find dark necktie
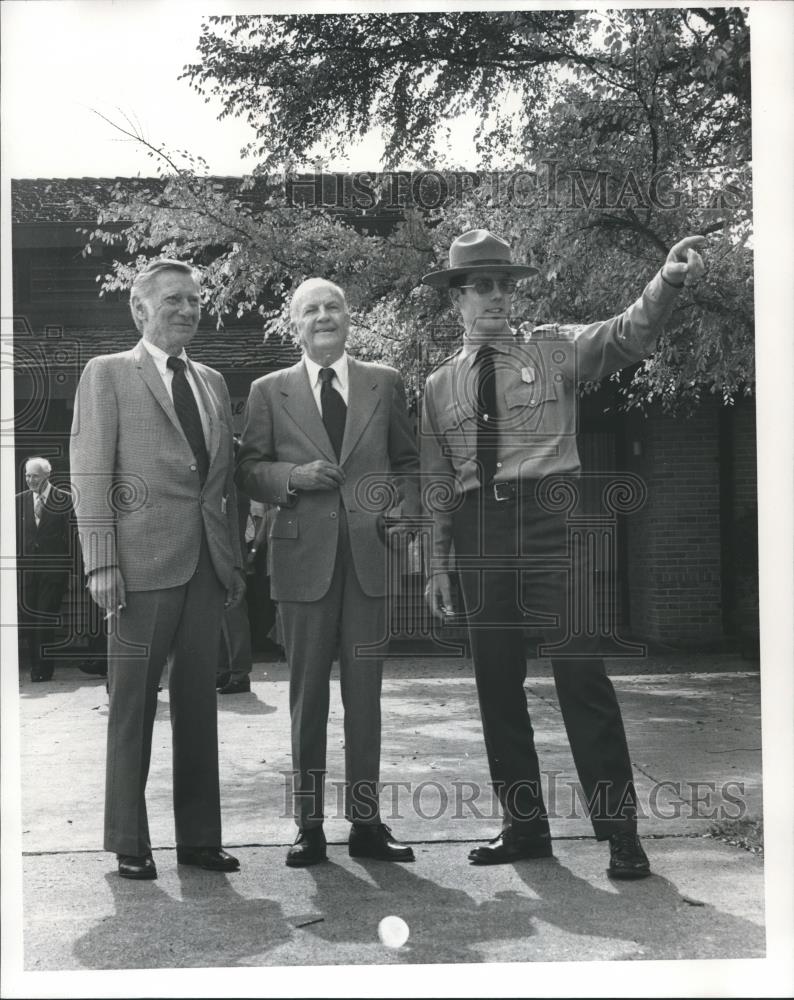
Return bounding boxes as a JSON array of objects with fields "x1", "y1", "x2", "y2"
[
  {"x1": 167, "y1": 355, "x2": 210, "y2": 484},
  {"x1": 319, "y1": 367, "x2": 346, "y2": 460},
  {"x1": 475, "y1": 345, "x2": 499, "y2": 489}
]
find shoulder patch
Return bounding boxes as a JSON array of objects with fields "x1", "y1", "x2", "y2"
[{"x1": 528, "y1": 323, "x2": 579, "y2": 341}]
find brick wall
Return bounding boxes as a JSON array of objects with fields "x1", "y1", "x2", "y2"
[
  {"x1": 730, "y1": 401, "x2": 759, "y2": 650},
  {"x1": 623, "y1": 403, "x2": 724, "y2": 645},
  {"x1": 732, "y1": 401, "x2": 758, "y2": 516}
]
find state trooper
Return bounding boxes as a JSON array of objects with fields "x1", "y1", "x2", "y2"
[{"x1": 420, "y1": 228, "x2": 705, "y2": 877}]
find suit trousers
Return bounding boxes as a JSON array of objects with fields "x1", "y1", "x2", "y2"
[
  {"x1": 452, "y1": 487, "x2": 637, "y2": 840},
  {"x1": 17, "y1": 568, "x2": 69, "y2": 672},
  {"x1": 104, "y1": 532, "x2": 226, "y2": 856},
  {"x1": 278, "y1": 510, "x2": 384, "y2": 829},
  {"x1": 217, "y1": 599, "x2": 253, "y2": 682}
]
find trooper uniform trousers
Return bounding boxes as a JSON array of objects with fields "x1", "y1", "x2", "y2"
[
  {"x1": 452, "y1": 484, "x2": 637, "y2": 841},
  {"x1": 104, "y1": 533, "x2": 226, "y2": 856},
  {"x1": 278, "y1": 509, "x2": 384, "y2": 830}
]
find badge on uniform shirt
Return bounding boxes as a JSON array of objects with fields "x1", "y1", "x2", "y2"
[{"x1": 521, "y1": 366, "x2": 536, "y2": 384}]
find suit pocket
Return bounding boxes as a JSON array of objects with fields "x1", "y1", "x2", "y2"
[{"x1": 270, "y1": 513, "x2": 298, "y2": 539}]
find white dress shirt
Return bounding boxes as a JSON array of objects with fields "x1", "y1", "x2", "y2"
[
  {"x1": 142, "y1": 339, "x2": 210, "y2": 445},
  {"x1": 303, "y1": 352, "x2": 350, "y2": 412}
]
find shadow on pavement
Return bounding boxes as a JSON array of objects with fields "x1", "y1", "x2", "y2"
[
  {"x1": 293, "y1": 854, "x2": 766, "y2": 964},
  {"x1": 216, "y1": 693, "x2": 278, "y2": 716},
  {"x1": 510, "y1": 860, "x2": 766, "y2": 961},
  {"x1": 71, "y1": 870, "x2": 289, "y2": 970}
]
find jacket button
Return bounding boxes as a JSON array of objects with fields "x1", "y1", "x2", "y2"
[
  {"x1": 190, "y1": 464, "x2": 197, "y2": 471},
  {"x1": 330, "y1": 512, "x2": 337, "y2": 519}
]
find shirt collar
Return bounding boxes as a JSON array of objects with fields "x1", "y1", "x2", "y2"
[
  {"x1": 459, "y1": 337, "x2": 516, "y2": 368},
  {"x1": 142, "y1": 338, "x2": 188, "y2": 375},
  {"x1": 33, "y1": 482, "x2": 51, "y2": 501},
  {"x1": 304, "y1": 351, "x2": 349, "y2": 391}
]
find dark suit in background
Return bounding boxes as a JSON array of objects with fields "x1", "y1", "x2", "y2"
[{"x1": 16, "y1": 484, "x2": 74, "y2": 682}]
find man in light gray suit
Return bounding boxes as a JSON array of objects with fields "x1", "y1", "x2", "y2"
[
  {"x1": 237, "y1": 278, "x2": 420, "y2": 867},
  {"x1": 70, "y1": 259, "x2": 245, "y2": 881}
]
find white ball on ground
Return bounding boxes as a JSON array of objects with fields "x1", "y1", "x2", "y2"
[{"x1": 378, "y1": 915, "x2": 410, "y2": 948}]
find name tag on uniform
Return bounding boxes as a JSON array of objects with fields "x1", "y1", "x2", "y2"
[{"x1": 521, "y1": 366, "x2": 536, "y2": 384}]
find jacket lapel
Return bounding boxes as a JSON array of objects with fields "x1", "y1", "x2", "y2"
[
  {"x1": 133, "y1": 340, "x2": 184, "y2": 438},
  {"x1": 187, "y1": 359, "x2": 221, "y2": 465},
  {"x1": 25, "y1": 491, "x2": 37, "y2": 542},
  {"x1": 340, "y1": 359, "x2": 380, "y2": 465},
  {"x1": 281, "y1": 361, "x2": 337, "y2": 462}
]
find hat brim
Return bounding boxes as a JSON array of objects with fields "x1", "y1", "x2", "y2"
[{"x1": 422, "y1": 262, "x2": 538, "y2": 288}]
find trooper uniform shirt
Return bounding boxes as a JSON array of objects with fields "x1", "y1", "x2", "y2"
[{"x1": 421, "y1": 270, "x2": 681, "y2": 571}]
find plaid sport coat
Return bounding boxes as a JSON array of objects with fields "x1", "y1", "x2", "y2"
[{"x1": 70, "y1": 339, "x2": 242, "y2": 591}]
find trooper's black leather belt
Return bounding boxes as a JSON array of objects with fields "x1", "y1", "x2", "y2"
[{"x1": 484, "y1": 480, "x2": 521, "y2": 502}]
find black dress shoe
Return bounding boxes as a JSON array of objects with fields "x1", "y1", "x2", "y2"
[
  {"x1": 468, "y1": 829, "x2": 553, "y2": 865},
  {"x1": 348, "y1": 823, "x2": 414, "y2": 862},
  {"x1": 176, "y1": 846, "x2": 240, "y2": 872},
  {"x1": 215, "y1": 671, "x2": 231, "y2": 689},
  {"x1": 607, "y1": 832, "x2": 651, "y2": 879},
  {"x1": 117, "y1": 853, "x2": 157, "y2": 880},
  {"x1": 30, "y1": 666, "x2": 54, "y2": 682},
  {"x1": 218, "y1": 676, "x2": 251, "y2": 695},
  {"x1": 286, "y1": 828, "x2": 327, "y2": 867}
]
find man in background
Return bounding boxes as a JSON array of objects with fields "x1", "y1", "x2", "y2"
[{"x1": 15, "y1": 456, "x2": 74, "y2": 682}]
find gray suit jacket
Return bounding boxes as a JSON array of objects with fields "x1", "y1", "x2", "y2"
[
  {"x1": 70, "y1": 340, "x2": 242, "y2": 591},
  {"x1": 236, "y1": 357, "x2": 420, "y2": 602}
]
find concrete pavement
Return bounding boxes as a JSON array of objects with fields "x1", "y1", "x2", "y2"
[{"x1": 3, "y1": 649, "x2": 778, "y2": 992}]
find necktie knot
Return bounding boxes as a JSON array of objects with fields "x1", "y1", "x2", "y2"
[
  {"x1": 167, "y1": 355, "x2": 186, "y2": 373},
  {"x1": 319, "y1": 367, "x2": 335, "y2": 385}
]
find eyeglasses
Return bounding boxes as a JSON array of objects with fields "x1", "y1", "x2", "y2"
[{"x1": 459, "y1": 278, "x2": 518, "y2": 295}]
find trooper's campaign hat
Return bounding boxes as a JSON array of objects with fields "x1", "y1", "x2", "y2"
[{"x1": 422, "y1": 229, "x2": 537, "y2": 288}]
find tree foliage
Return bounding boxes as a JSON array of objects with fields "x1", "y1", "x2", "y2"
[
  {"x1": 182, "y1": 9, "x2": 749, "y2": 173},
  {"x1": 82, "y1": 8, "x2": 753, "y2": 412}
]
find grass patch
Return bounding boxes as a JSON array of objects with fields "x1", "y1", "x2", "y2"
[{"x1": 707, "y1": 816, "x2": 763, "y2": 854}]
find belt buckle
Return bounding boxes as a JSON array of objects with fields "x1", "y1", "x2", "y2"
[{"x1": 493, "y1": 481, "x2": 512, "y2": 502}]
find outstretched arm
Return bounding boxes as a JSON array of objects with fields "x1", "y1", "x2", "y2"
[{"x1": 572, "y1": 234, "x2": 708, "y2": 381}]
